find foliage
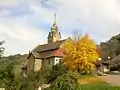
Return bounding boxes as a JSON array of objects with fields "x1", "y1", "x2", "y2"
[
  {"x1": 0, "y1": 54, "x2": 28, "y2": 90},
  {"x1": 0, "y1": 54, "x2": 28, "y2": 67},
  {"x1": 0, "y1": 53, "x2": 50, "y2": 90},
  {"x1": 0, "y1": 63, "x2": 14, "y2": 89},
  {"x1": 26, "y1": 66, "x2": 51, "y2": 90},
  {"x1": 13, "y1": 65, "x2": 21, "y2": 90},
  {"x1": 62, "y1": 34, "x2": 99, "y2": 74},
  {"x1": 0, "y1": 62, "x2": 21, "y2": 90},
  {"x1": 45, "y1": 62, "x2": 67, "y2": 83},
  {"x1": 100, "y1": 34, "x2": 120, "y2": 70},
  {"x1": 100, "y1": 34, "x2": 120, "y2": 60},
  {"x1": 46, "y1": 74, "x2": 120, "y2": 90},
  {"x1": 20, "y1": 77, "x2": 28, "y2": 90},
  {"x1": 0, "y1": 41, "x2": 5, "y2": 58},
  {"x1": 50, "y1": 71, "x2": 80, "y2": 90},
  {"x1": 34, "y1": 67, "x2": 50, "y2": 88}
]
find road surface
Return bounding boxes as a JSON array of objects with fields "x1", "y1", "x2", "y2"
[{"x1": 98, "y1": 75, "x2": 120, "y2": 86}]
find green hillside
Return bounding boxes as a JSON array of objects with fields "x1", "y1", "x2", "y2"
[
  {"x1": 100, "y1": 34, "x2": 120, "y2": 60},
  {"x1": 0, "y1": 54, "x2": 28, "y2": 68}
]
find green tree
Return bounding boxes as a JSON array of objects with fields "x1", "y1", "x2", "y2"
[
  {"x1": 0, "y1": 62, "x2": 15, "y2": 89},
  {"x1": 13, "y1": 65, "x2": 21, "y2": 90},
  {"x1": 27, "y1": 66, "x2": 50, "y2": 90},
  {"x1": 0, "y1": 41, "x2": 5, "y2": 58},
  {"x1": 0, "y1": 62, "x2": 21, "y2": 90},
  {"x1": 100, "y1": 34, "x2": 120, "y2": 60}
]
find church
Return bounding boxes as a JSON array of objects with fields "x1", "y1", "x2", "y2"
[
  {"x1": 26, "y1": 14, "x2": 70, "y2": 74},
  {"x1": 21, "y1": 15, "x2": 111, "y2": 77}
]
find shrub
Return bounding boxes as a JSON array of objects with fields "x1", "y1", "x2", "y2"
[
  {"x1": 45, "y1": 62, "x2": 67, "y2": 83},
  {"x1": 50, "y1": 71, "x2": 80, "y2": 90}
]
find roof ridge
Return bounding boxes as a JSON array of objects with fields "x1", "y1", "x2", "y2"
[
  {"x1": 39, "y1": 39, "x2": 66, "y2": 46},
  {"x1": 32, "y1": 44, "x2": 41, "y2": 51},
  {"x1": 32, "y1": 39, "x2": 66, "y2": 53}
]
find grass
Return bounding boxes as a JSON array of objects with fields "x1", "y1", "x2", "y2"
[
  {"x1": 78, "y1": 80, "x2": 120, "y2": 90},
  {"x1": 77, "y1": 75, "x2": 120, "y2": 90},
  {"x1": 46, "y1": 74, "x2": 120, "y2": 90},
  {"x1": 46, "y1": 79, "x2": 120, "y2": 90}
]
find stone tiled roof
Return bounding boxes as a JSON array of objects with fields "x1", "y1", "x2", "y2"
[
  {"x1": 31, "y1": 49, "x2": 64, "y2": 59},
  {"x1": 32, "y1": 39, "x2": 66, "y2": 52},
  {"x1": 27, "y1": 37, "x2": 72, "y2": 59},
  {"x1": 27, "y1": 51, "x2": 42, "y2": 59},
  {"x1": 27, "y1": 39, "x2": 68, "y2": 59},
  {"x1": 43, "y1": 49, "x2": 64, "y2": 58}
]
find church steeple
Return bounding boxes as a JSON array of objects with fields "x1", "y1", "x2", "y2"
[
  {"x1": 51, "y1": 13, "x2": 58, "y2": 32},
  {"x1": 53, "y1": 13, "x2": 56, "y2": 25},
  {"x1": 48, "y1": 14, "x2": 61, "y2": 44}
]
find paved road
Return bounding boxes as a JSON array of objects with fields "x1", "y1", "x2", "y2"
[{"x1": 98, "y1": 75, "x2": 120, "y2": 86}]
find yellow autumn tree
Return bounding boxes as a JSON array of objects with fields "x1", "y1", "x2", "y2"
[{"x1": 62, "y1": 34, "x2": 99, "y2": 74}]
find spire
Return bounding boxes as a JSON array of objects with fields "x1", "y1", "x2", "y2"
[
  {"x1": 53, "y1": 13, "x2": 57, "y2": 25},
  {"x1": 51, "y1": 13, "x2": 58, "y2": 32},
  {"x1": 48, "y1": 13, "x2": 61, "y2": 44}
]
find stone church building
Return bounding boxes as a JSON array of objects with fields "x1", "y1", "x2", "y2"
[
  {"x1": 21, "y1": 15, "x2": 111, "y2": 77},
  {"x1": 26, "y1": 14, "x2": 70, "y2": 74}
]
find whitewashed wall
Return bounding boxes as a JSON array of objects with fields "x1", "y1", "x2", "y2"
[{"x1": 54, "y1": 57, "x2": 61, "y2": 65}]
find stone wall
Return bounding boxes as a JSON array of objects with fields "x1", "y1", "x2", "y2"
[
  {"x1": 27, "y1": 54, "x2": 35, "y2": 74},
  {"x1": 34, "y1": 59, "x2": 42, "y2": 72}
]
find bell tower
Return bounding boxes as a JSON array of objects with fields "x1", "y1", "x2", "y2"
[{"x1": 48, "y1": 14, "x2": 61, "y2": 44}]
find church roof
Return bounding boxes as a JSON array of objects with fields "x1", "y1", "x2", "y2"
[
  {"x1": 27, "y1": 37, "x2": 72, "y2": 59},
  {"x1": 33, "y1": 49, "x2": 64, "y2": 59},
  {"x1": 32, "y1": 39, "x2": 66, "y2": 52},
  {"x1": 27, "y1": 39, "x2": 66, "y2": 59},
  {"x1": 46, "y1": 49, "x2": 64, "y2": 58}
]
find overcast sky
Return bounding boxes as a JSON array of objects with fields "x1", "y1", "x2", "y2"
[{"x1": 0, "y1": 0, "x2": 120, "y2": 56}]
